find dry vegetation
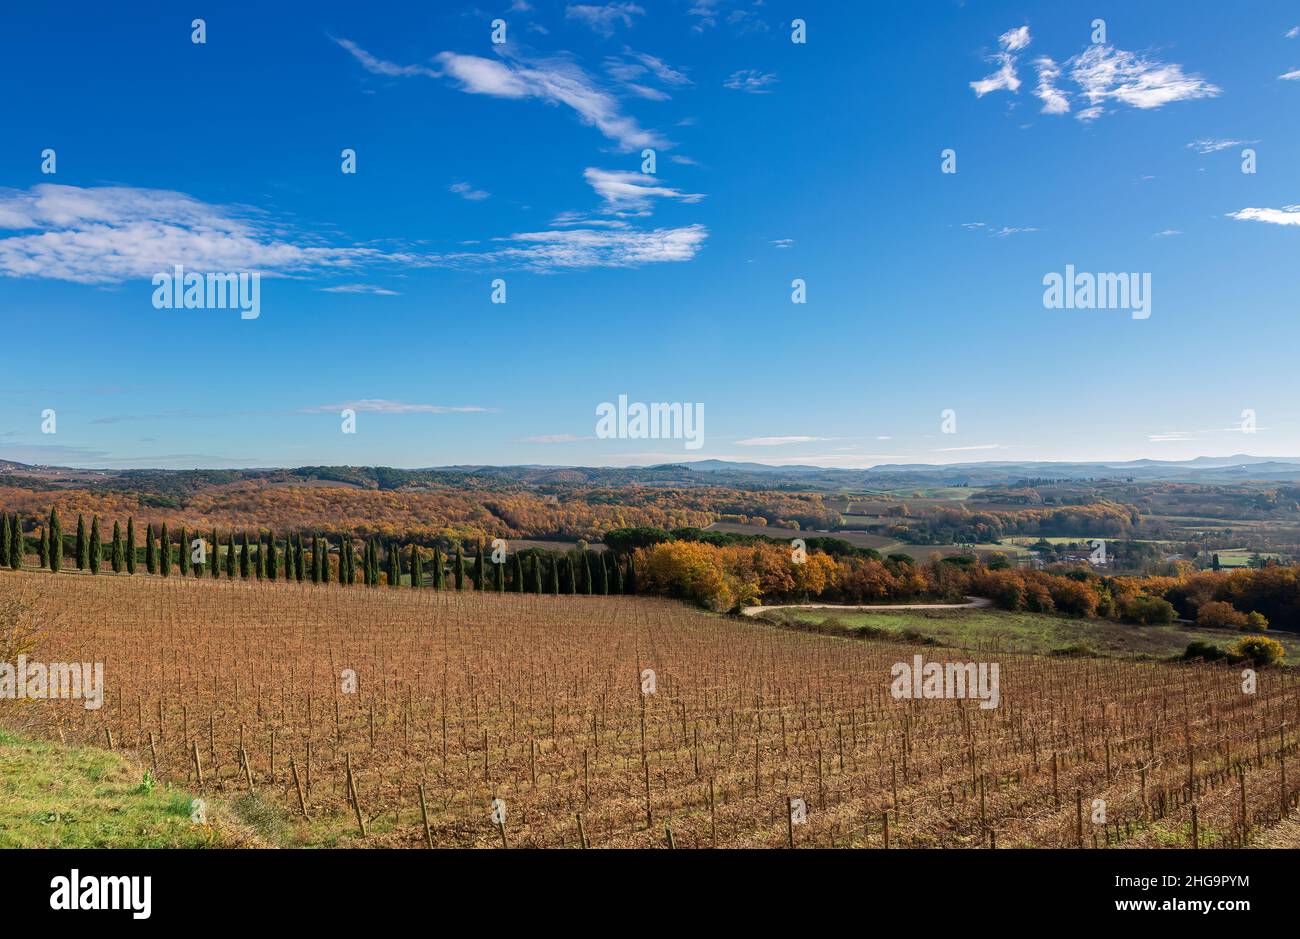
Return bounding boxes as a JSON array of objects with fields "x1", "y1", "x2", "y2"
[{"x1": 2, "y1": 571, "x2": 1299, "y2": 848}]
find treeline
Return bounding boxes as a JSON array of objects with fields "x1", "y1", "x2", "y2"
[
  {"x1": 875, "y1": 501, "x2": 1137, "y2": 545},
  {"x1": 0, "y1": 508, "x2": 635, "y2": 594},
  {"x1": 5, "y1": 512, "x2": 1294, "y2": 631},
  {"x1": 620, "y1": 531, "x2": 1293, "y2": 629}
]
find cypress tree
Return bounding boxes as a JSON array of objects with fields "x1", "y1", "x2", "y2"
[
  {"x1": 388, "y1": 541, "x2": 400, "y2": 587},
  {"x1": 608, "y1": 553, "x2": 622, "y2": 595},
  {"x1": 49, "y1": 508, "x2": 62, "y2": 573},
  {"x1": 625, "y1": 555, "x2": 637, "y2": 594},
  {"x1": 549, "y1": 554, "x2": 559, "y2": 595},
  {"x1": 38, "y1": 526, "x2": 49, "y2": 570},
  {"x1": 473, "y1": 543, "x2": 484, "y2": 590},
  {"x1": 75, "y1": 514, "x2": 87, "y2": 570},
  {"x1": 224, "y1": 532, "x2": 235, "y2": 577},
  {"x1": 565, "y1": 556, "x2": 577, "y2": 595},
  {"x1": 210, "y1": 528, "x2": 220, "y2": 578},
  {"x1": 126, "y1": 517, "x2": 136, "y2": 574},
  {"x1": 410, "y1": 543, "x2": 421, "y2": 588},
  {"x1": 239, "y1": 532, "x2": 250, "y2": 578},
  {"x1": 310, "y1": 535, "x2": 320, "y2": 583},
  {"x1": 89, "y1": 516, "x2": 101, "y2": 574},
  {"x1": 494, "y1": 555, "x2": 504, "y2": 592},
  {"x1": 343, "y1": 537, "x2": 352, "y2": 585},
  {"x1": 512, "y1": 553, "x2": 524, "y2": 592},
  {"x1": 266, "y1": 530, "x2": 278, "y2": 580},
  {"x1": 159, "y1": 524, "x2": 170, "y2": 577},
  {"x1": 531, "y1": 555, "x2": 543, "y2": 594},
  {"x1": 295, "y1": 535, "x2": 305, "y2": 582},
  {"x1": 178, "y1": 526, "x2": 190, "y2": 575},
  {"x1": 454, "y1": 546, "x2": 465, "y2": 590},
  {"x1": 432, "y1": 547, "x2": 443, "y2": 590},
  {"x1": 256, "y1": 536, "x2": 265, "y2": 579},
  {"x1": 111, "y1": 521, "x2": 123, "y2": 573},
  {"x1": 0, "y1": 512, "x2": 8, "y2": 565},
  {"x1": 10, "y1": 515, "x2": 23, "y2": 570},
  {"x1": 145, "y1": 523, "x2": 156, "y2": 574},
  {"x1": 582, "y1": 551, "x2": 594, "y2": 595}
]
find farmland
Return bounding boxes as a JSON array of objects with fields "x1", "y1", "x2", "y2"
[
  {"x1": 3, "y1": 571, "x2": 1299, "y2": 849},
  {"x1": 758, "y1": 606, "x2": 1300, "y2": 664}
]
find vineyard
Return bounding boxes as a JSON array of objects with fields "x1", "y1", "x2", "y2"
[{"x1": 2, "y1": 571, "x2": 1299, "y2": 848}]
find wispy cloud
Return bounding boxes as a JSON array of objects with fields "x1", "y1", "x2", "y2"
[
  {"x1": 970, "y1": 26, "x2": 1030, "y2": 97},
  {"x1": 450, "y1": 181, "x2": 490, "y2": 201},
  {"x1": 434, "y1": 224, "x2": 709, "y2": 271},
  {"x1": 335, "y1": 38, "x2": 666, "y2": 151},
  {"x1": 1187, "y1": 138, "x2": 1256, "y2": 153},
  {"x1": 1281, "y1": 69, "x2": 1300, "y2": 81},
  {"x1": 0, "y1": 184, "x2": 409, "y2": 284},
  {"x1": 583, "y1": 168, "x2": 704, "y2": 215},
  {"x1": 1032, "y1": 57, "x2": 1069, "y2": 113},
  {"x1": 319, "y1": 284, "x2": 401, "y2": 295},
  {"x1": 724, "y1": 69, "x2": 777, "y2": 93},
  {"x1": 566, "y1": 3, "x2": 644, "y2": 37},
  {"x1": 971, "y1": 27, "x2": 1219, "y2": 120},
  {"x1": 303, "y1": 400, "x2": 496, "y2": 414},
  {"x1": 735, "y1": 435, "x2": 828, "y2": 446},
  {"x1": 1070, "y1": 44, "x2": 1219, "y2": 117}
]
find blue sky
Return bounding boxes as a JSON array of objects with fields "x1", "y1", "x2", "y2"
[{"x1": 2, "y1": 0, "x2": 1299, "y2": 470}]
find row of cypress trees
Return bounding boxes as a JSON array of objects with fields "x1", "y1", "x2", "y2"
[{"x1": 0, "y1": 508, "x2": 638, "y2": 594}]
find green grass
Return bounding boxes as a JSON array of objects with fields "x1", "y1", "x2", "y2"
[
  {"x1": 0, "y1": 728, "x2": 222, "y2": 847},
  {"x1": 760, "y1": 607, "x2": 1300, "y2": 663}
]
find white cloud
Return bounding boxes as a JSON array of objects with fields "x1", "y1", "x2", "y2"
[
  {"x1": 304, "y1": 400, "x2": 495, "y2": 414},
  {"x1": 970, "y1": 54, "x2": 1020, "y2": 97},
  {"x1": 332, "y1": 38, "x2": 438, "y2": 78},
  {"x1": 437, "y1": 224, "x2": 709, "y2": 271},
  {"x1": 724, "y1": 69, "x2": 778, "y2": 93},
  {"x1": 320, "y1": 284, "x2": 401, "y2": 295},
  {"x1": 1032, "y1": 57, "x2": 1070, "y2": 113},
  {"x1": 1069, "y1": 44, "x2": 1219, "y2": 116},
  {"x1": 336, "y1": 38, "x2": 666, "y2": 151},
  {"x1": 450, "y1": 181, "x2": 490, "y2": 201},
  {"x1": 0, "y1": 184, "x2": 406, "y2": 284},
  {"x1": 1000, "y1": 26, "x2": 1032, "y2": 52},
  {"x1": 770, "y1": 238, "x2": 793, "y2": 248},
  {"x1": 1281, "y1": 69, "x2": 1300, "y2": 80},
  {"x1": 604, "y1": 50, "x2": 691, "y2": 98},
  {"x1": 970, "y1": 29, "x2": 1218, "y2": 120},
  {"x1": 1228, "y1": 205, "x2": 1300, "y2": 226},
  {"x1": 735, "y1": 436, "x2": 827, "y2": 446},
  {"x1": 565, "y1": 3, "x2": 645, "y2": 37},
  {"x1": 1187, "y1": 138, "x2": 1255, "y2": 153},
  {"x1": 583, "y1": 168, "x2": 703, "y2": 215},
  {"x1": 1154, "y1": 229, "x2": 1182, "y2": 237},
  {"x1": 1288, "y1": 26, "x2": 1299, "y2": 39}
]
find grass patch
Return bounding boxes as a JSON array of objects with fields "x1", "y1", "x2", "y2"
[{"x1": 0, "y1": 730, "x2": 227, "y2": 848}]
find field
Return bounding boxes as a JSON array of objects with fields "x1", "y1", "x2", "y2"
[
  {"x1": 758, "y1": 607, "x2": 1300, "y2": 664},
  {"x1": 4, "y1": 571, "x2": 1300, "y2": 849}
]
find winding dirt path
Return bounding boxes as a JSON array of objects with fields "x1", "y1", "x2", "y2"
[{"x1": 741, "y1": 597, "x2": 993, "y2": 616}]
